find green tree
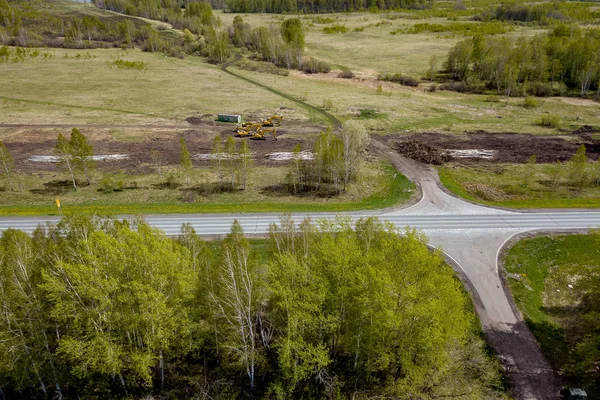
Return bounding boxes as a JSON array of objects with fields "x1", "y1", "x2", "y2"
[
  {"x1": 340, "y1": 120, "x2": 369, "y2": 190},
  {"x1": 69, "y1": 128, "x2": 94, "y2": 186},
  {"x1": 239, "y1": 138, "x2": 252, "y2": 190},
  {"x1": 41, "y1": 217, "x2": 197, "y2": 390},
  {"x1": 212, "y1": 220, "x2": 262, "y2": 391},
  {"x1": 206, "y1": 30, "x2": 230, "y2": 64},
  {"x1": 0, "y1": 229, "x2": 62, "y2": 398},
  {"x1": 180, "y1": 137, "x2": 193, "y2": 186},
  {"x1": 281, "y1": 18, "x2": 304, "y2": 66},
  {"x1": 569, "y1": 144, "x2": 588, "y2": 189},
  {"x1": 224, "y1": 135, "x2": 238, "y2": 189},
  {"x1": 212, "y1": 134, "x2": 223, "y2": 186},
  {"x1": 0, "y1": 140, "x2": 15, "y2": 191},
  {"x1": 54, "y1": 132, "x2": 77, "y2": 191}
]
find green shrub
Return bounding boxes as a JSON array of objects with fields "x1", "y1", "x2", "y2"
[
  {"x1": 378, "y1": 72, "x2": 419, "y2": 87},
  {"x1": 358, "y1": 109, "x2": 386, "y2": 119},
  {"x1": 522, "y1": 97, "x2": 539, "y2": 108},
  {"x1": 338, "y1": 69, "x2": 355, "y2": 79},
  {"x1": 99, "y1": 176, "x2": 125, "y2": 193},
  {"x1": 300, "y1": 57, "x2": 331, "y2": 74},
  {"x1": 237, "y1": 59, "x2": 289, "y2": 76},
  {"x1": 484, "y1": 95, "x2": 501, "y2": 103},
  {"x1": 323, "y1": 25, "x2": 348, "y2": 34},
  {"x1": 111, "y1": 58, "x2": 148, "y2": 70},
  {"x1": 538, "y1": 115, "x2": 561, "y2": 128}
]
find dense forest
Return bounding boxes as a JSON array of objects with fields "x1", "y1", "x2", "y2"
[{"x1": 0, "y1": 215, "x2": 507, "y2": 399}]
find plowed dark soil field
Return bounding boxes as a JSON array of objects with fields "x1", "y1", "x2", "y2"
[{"x1": 386, "y1": 131, "x2": 600, "y2": 165}]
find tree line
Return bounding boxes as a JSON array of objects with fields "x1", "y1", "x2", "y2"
[
  {"x1": 444, "y1": 24, "x2": 600, "y2": 97},
  {"x1": 0, "y1": 214, "x2": 507, "y2": 399},
  {"x1": 1, "y1": 0, "x2": 333, "y2": 72},
  {"x1": 225, "y1": 0, "x2": 429, "y2": 14}
]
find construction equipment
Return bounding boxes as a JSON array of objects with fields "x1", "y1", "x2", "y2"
[
  {"x1": 262, "y1": 115, "x2": 283, "y2": 127},
  {"x1": 252, "y1": 127, "x2": 277, "y2": 141},
  {"x1": 235, "y1": 122, "x2": 262, "y2": 137},
  {"x1": 233, "y1": 115, "x2": 282, "y2": 140}
]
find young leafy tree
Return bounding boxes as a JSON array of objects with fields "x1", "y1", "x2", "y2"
[
  {"x1": 0, "y1": 140, "x2": 15, "y2": 191},
  {"x1": 340, "y1": 120, "x2": 369, "y2": 190},
  {"x1": 569, "y1": 144, "x2": 588, "y2": 189},
  {"x1": 41, "y1": 217, "x2": 197, "y2": 392},
  {"x1": 211, "y1": 220, "x2": 262, "y2": 391},
  {"x1": 0, "y1": 229, "x2": 62, "y2": 398},
  {"x1": 69, "y1": 128, "x2": 94, "y2": 186},
  {"x1": 54, "y1": 132, "x2": 77, "y2": 190},
  {"x1": 281, "y1": 18, "x2": 304, "y2": 66},
  {"x1": 238, "y1": 138, "x2": 252, "y2": 190},
  {"x1": 150, "y1": 149, "x2": 164, "y2": 183},
  {"x1": 224, "y1": 136, "x2": 238, "y2": 189},
  {"x1": 180, "y1": 137, "x2": 193, "y2": 186},
  {"x1": 288, "y1": 144, "x2": 304, "y2": 194},
  {"x1": 212, "y1": 134, "x2": 223, "y2": 186}
]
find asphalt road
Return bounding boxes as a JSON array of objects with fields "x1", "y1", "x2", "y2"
[{"x1": 1, "y1": 212, "x2": 599, "y2": 236}]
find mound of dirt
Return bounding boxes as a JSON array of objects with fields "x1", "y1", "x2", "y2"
[
  {"x1": 185, "y1": 116, "x2": 204, "y2": 125},
  {"x1": 571, "y1": 125, "x2": 600, "y2": 135},
  {"x1": 390, "y1": 140, "x2": 451, "y2": 165}
]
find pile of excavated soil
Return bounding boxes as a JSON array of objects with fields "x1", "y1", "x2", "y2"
[{"x1": 390, "y1": 140, "x2": 451, "y2": 165}]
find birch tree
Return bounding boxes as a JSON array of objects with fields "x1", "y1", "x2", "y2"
[
  {"x1": 0, "y1": 140, "x2": 15, "y2": 191},
  {"x1": 54, "y1": 132, "x2": 77, "y2": 191},
  {"x1": 340, "y1": 121, "x2": 369, "y2": 190},
  {"x1": 224, "y1": 136, "x2": 238, "y2": 190},
  {"x1": 212, "y1": 135, "x2": 223, "y2": 186},
  {"x1": 238, "y1": 138, "x2": 252, "y2": 190},
  {"x1": 211, "y1": 220, "x2": 261, "y2": 391},
  {"x1": 180, "y1": 137, "x2": 193, "y2": 186},
  {"x1": 0, "y1": 229, "x2": 61, "y2": 398},
  {"x1": 69, "y1": 128, "x2": 94, "y2": 186}
]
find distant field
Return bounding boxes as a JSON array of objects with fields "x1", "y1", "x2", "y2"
[
  {"x1": 0, "y1": 48, "x2": 300, "y2": 125},
  {"x1": 231, "y1": 66, "x2": 600, "y2": 135}
]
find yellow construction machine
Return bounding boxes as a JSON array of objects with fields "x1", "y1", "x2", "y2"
[
  {"x1": 262, "y1": 115, "x2": 284, "y2": 127},
  {"x1": 235, "y1": 122, "x2": 262, "y2": 137},
  {"x1": 252, "y1": 127, "x2": 277, "y2": 140}
]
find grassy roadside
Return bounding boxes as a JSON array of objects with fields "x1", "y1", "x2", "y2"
[
  {"x1": 503, "y1": 233, "x2": 600, "y2": 394},
  {"x1": 0, "y1": 164, "x2": 414, "y2": 216},
  {"x1": 438, "y1": 166, "x2": 600, "y2": 209}
]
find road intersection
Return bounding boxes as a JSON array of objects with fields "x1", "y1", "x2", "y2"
[{"x1": 1, "y1": 150, "x2": 598, "y2": 399}]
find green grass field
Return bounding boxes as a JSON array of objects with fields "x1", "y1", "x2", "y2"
[
  {"x1": 439, "y1": 164, "x2": 600, "y2": 209},
  {"x1": 504, "y1": 233, "x2": 600, "y2": 393},
  {"x1": 0, "y1": 163, "x2": 415, "y2": 216},
  {"x1": 0, "y1": 48, "x2": 300, "y2": 125}
]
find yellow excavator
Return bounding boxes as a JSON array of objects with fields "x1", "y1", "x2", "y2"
[
  {"x1": 235, "y1": 122, "x2": 262, "y2": 137},
  {"x1": 252, "y1": 127, "x2": 277, "y2": 140},
  {"x1": 262, "y1": 115, "x2": 283, "y2": 127}
]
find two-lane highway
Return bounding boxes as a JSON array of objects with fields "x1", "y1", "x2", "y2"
[{"x1": 2, "y1": 212, "x2": 600, "y2": 236}]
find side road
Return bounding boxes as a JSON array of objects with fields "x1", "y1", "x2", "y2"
[{"x1": 373, "y1": 139, "x2": 558, "y2": 400}]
